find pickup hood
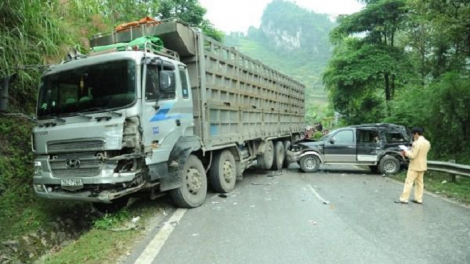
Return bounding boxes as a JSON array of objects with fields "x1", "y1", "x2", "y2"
[
  {"x1": 292, "y1": 139, "x2": 325, "y2": 152},
  {"x1": 33, "y1": 117, "x2": 125, "y2": 154}
]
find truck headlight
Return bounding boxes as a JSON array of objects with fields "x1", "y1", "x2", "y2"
[{"x1": 34, "y1": 161, "x2": 43, "y2": 175}]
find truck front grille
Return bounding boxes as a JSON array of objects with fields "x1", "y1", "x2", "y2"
[
  {"x1": 50, "y1": 157, "x2": 102, "y2": 177},
  {"x1": 48, "y1": 140, "x2": 105, "y2": 153}
]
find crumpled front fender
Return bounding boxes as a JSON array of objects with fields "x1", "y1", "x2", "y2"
[{"x1": 286, "y1": 150, "x2": 324, "y2": 164}]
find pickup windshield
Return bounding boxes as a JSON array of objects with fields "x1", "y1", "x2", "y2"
[{"x1": 37, "y1": 59, "x2": 136, "y2": 119}]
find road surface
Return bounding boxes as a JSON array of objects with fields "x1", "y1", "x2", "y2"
[{"x1": 123, "y1": 165, "x2": 470, "y2": 264}]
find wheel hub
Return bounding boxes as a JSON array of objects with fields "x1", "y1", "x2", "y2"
[
  {"x1": 305, "y1": 157, "x2": 317, "y2": 169},
  {"x1": 384, "y1": 161, "x2": 396, "y2": 172},
  {"x1": 222, "y1": 160, "x2": 234, "y2": 183},
  {"x1": 186, "y1": 168, "x2": 202, "y2": 194}
]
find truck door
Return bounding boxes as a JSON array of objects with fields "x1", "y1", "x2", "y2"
[
  {"x1": 324, "y1": 129, "x2": 356, "y2": 163},
  {"x1": 141, "y1": 61, "x2": 194, "y2": 166}
]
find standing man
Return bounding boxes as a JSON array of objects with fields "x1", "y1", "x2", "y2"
[{"x1": 395, "y1": 127, "x2": 431, "y2": 204}]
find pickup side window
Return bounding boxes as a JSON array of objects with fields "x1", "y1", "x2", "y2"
[
  {"x1": 357, "y1": 129, "x2": 380, "y2": 144},
  {"x1": 385, "y1": 132, "x2": 406, "y2": 143},
  {"x1": 332, "y1": 129, "x2": 354, "y2": 143}
]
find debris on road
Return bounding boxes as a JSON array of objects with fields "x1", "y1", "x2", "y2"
[{"x1": 251, "y1": 182, "x2": 271, "y2": 186}]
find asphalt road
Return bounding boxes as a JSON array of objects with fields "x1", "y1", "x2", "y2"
[{"x1": 124, "y1": 165, "x2": 470, "y2": 264}]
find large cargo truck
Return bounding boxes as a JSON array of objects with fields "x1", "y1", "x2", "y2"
[{"x1": 32, "y1": 21, "x2": 305, "y2": 208}]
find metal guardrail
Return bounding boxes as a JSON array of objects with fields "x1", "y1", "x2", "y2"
[{"x1": 427, "y1": 160, "x2": 470, "y2": 180}]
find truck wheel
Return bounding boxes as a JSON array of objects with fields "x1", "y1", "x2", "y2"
[
  {"x1": 170, "y1": 155, "x2": 207, "y2": 208},
  {"x1": 209, "y1": 150, "x2": 236, "y2": 193},
  {"x1": 378, "y1": 155, "x2": 400, "y2": 175},
  {"x1": 258, "y1": 140, "x2": 274, "y2": 170},
  {"x1": 282, "y1": 140, "x2": 291, "y2": 168},
  {"x1": 299, "y1": 155, "x2": 320, "y2": 173},
  {"x1": 271, "y1": 141, "x2": 285, "y2": 170}
]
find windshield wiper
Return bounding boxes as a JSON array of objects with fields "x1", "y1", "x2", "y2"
[{"x1": 95, "y1": 110, "x2": 123, "y2": 121}]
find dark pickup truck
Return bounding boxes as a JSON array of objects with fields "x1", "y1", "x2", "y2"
[{"x1": 287, "y1": 123, "x2": 411, "y2": 175}]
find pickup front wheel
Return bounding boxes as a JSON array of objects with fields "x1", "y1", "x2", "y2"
[{"x1": 299, "y1": 155, "x2": 320, "y2": 173}]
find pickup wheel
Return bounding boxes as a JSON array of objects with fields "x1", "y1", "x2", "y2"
[
  {"x1": 379, "y1": 155, "x2": 400, "y2": 175},
  {"x1": 170, "y1": 155, "x2": 207, "y2": 208},
  {"x1": 282, "y1": 140, "x2": 291, "y2": 168},
  {"x1": 258, "y1": 140, "x2": 274, "y2": 170},
  {"x1": 271, "y1": 141, "x2": 285, "y2": 170},
  {"x1": 299, "y1": 155, "x2": 320, "y2": 173},
  {"x1": 209, "y1": 150, "x2": 236, "y2": 193}
]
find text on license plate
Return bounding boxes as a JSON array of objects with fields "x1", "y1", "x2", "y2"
[{"x1": 61, "y1": 178, "x2": 83, "y2": 187}]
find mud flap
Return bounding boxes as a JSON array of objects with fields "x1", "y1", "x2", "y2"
[{"x1": 160, "y1": 136, "x2": 201, "y2": 191}]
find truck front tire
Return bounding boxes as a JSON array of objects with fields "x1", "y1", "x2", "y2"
[
  {"x1": 209, "y1": 150, "x2": 236, "y2": 193},
  {"x1": 170, "y1": 155, "x2": 207, "y2": 208}
]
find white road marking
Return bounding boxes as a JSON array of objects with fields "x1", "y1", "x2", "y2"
[
  {"x1": 134, "y1": 208, "x2": 187, "y2": 264},
  {"x1": 308, "y1": 184, "x2": 330, "y2": 204}
]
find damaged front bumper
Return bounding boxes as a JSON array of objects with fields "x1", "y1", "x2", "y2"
[{"x1": 286, "y1": 150, "x2": 302, "y2": 163}]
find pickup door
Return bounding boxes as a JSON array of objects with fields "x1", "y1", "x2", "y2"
[{"x1": 323, "y1": 129, "x2": 356, "y2": 163}]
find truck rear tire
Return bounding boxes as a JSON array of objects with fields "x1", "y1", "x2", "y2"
[
  {"x1": 271, "y1": 141, "x2": 285, "y2": 170},
  {"x1": 257, "y1": 140, "x2": 274, "y2": 170},
  {"x1": 282, "y1": 140, "x2": 291, "y2": 168},
  {"x1": 209, "y1": 150, "x2": 236, "y2": 193},
  {"x1": 170, "y1": 155, "x2": 207, "y2": 208}
]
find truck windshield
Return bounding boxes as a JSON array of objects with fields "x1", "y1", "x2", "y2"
[{"x1": 37, "y1": 59, "x2": 136, "y2": 118}]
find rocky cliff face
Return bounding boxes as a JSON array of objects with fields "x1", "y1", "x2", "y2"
[{"x1": 261, "y1": 21, "x2": 302, "y2": 51}]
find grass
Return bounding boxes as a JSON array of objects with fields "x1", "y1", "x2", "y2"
[
  {"x1": 37, "y1": 198, "x2": 171, "y2": 264},
  {"x1": 391, "y1": 171, "x2": 470, "y2": 205}
]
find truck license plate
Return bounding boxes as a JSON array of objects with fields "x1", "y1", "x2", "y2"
[{"x1": 61, "y1": 178, "x2": 83, "y2": 188}]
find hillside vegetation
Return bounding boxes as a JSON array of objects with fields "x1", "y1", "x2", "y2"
[
  {"x1": 225, "y1": 0, "x2": 337, "y2": 122},
  {"x1": 323, "y1": 0, "x2": 470, "y2": 162}
]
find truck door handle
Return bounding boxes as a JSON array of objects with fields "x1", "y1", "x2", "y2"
[{"x1": 347, "y1": 146, "x2": 354, "y2": 148}]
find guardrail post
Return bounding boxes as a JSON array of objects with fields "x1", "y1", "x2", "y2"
[{"x1": 448, "y1": 159, "x2": 457, "y2": 183}]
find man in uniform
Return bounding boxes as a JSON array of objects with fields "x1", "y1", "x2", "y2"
[{"x1": 395, "y1": 127, "x2": 431, "y2": 204}]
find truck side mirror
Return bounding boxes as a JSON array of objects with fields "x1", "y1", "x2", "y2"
[
  {"x1": 329, "y1": 138, "x2": 335, "y2": 144},
  {"x1": 0, "y1": 73, "x2": 17, "y2": 112}
]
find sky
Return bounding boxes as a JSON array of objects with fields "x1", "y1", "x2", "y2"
[{"x1": 198, "y1": 0, "x2": 364, "y2": 33}]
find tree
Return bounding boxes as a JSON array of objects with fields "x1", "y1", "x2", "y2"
[
  {"x1": 324, "y1": 0, "x2": 412, "y2": 120},
  {"x1": 157, "y1": 0, "x2": 223, "y2": 41},
  {"x1": 404, "y1": 0, "x2": 470, "y2": 79}
]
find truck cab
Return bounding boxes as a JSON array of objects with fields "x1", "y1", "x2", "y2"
[{"x1": 33, "y1": 39, "x2": 195, "y2": 205}]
